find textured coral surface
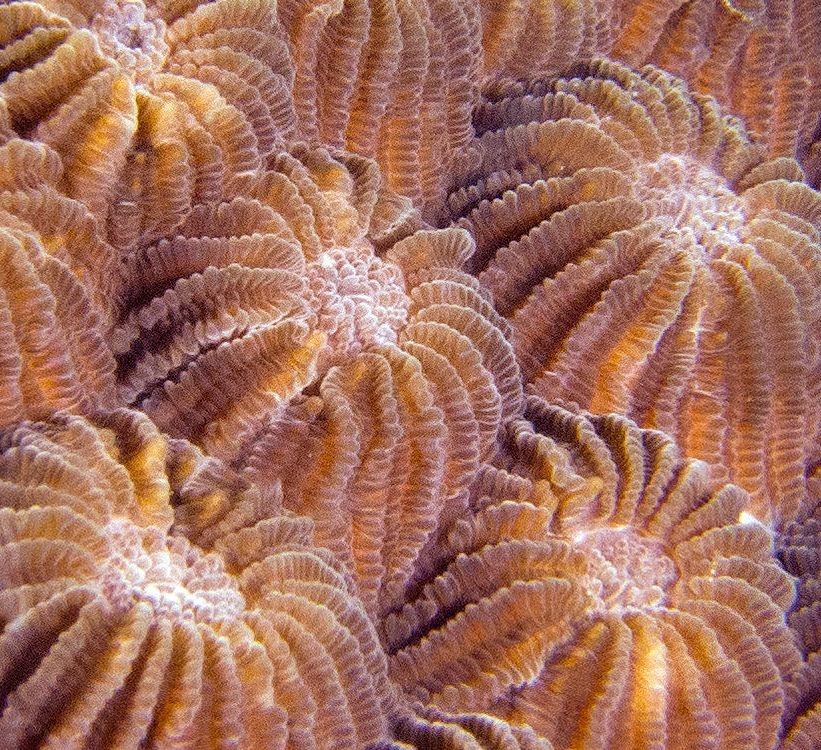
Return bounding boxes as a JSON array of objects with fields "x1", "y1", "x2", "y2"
[
  {"x1": 0, "y1": 0, "x2": 818, "y2": 748},
  {"x1": 443, "y1": 60, "x2": 820, "y2": 528}
]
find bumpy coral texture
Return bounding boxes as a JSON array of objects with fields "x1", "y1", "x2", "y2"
[
  {"x1": 0, "y1": 0, "x2": 819, "y2": 749},
  {"x1": 386, "y1": 396, "x2": 802, "y2": 750},
  {"x1": 0, "y1": 0, "x2": 295, "y2": 249},
  {"x1": 442, "y1": 59, "x2": 820, "y2": 528},
  {"x1": 0, "y1": 138, "x2": 117, "y2": 425},
  {"x1": 477, "y1": 0, "x2": 821, "y2": 185},
  {"x1": 0, "y1": 409, "x2": 394, "y2": 747},
  {"x1": 239, "y1": 224, "x2": 523, "y2": 618},
  {"x1": 276, "y1": 0, "x2": 483, "y2": 216},
  {"x1": 107, "y1": 129, "x2": 521, "y2": 618}
]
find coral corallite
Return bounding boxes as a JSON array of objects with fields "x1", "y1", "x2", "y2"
[
  {"x1": 385, "y1": 397, "x2": 804, "y2": 750},
  {"x1": 442, "y1": 59, "x2": 820, "y2": 528},
  {"x1": 0, "y1": 0, "x2": 819, "y2": 748},
  {"x1": 0, "y1": 410, "x2": 394, "y2": 747}
]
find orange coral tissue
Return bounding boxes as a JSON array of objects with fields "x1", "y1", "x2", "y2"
[{"x1": 0, "y1": 1, "x2": 819, "y2": 749}]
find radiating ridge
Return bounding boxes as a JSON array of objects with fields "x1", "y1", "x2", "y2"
[
  {"x1": 0, "y1": 408, "x2": 393, "y2": 747},
  {"x1": 385, "y1": 395, "x2": 802, "y2": 750},
  {"x1": 442, "y1": 59, "x2": 820, "y2": 528}
]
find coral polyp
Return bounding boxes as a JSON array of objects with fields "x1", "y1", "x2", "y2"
[{"x1": 0, "y1": 0, "x2": 818, "y2": 748}]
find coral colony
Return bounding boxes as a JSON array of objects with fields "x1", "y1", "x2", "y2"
[{"x1": 0, "y1": 0, "x2": 818, "y2": 748}]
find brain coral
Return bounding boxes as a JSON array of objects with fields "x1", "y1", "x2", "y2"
[
  {"x1": 477, "y1": 0, "x2": 821, "y2": 184},
  {"x1": 777, "y1": 493, "x2": 821, "y2": 750},
  {"x1": 0, "y1": 408, "x2": 394, "y2": 747},
  {"x1": 110, "y1": 143, "x2": 380, "y2": 459},
  {"x1": 0, "y1": 0, "x2": 296, "y2": 249},
  {"x1": 105, "y1": 127, "x2": 521, "y2": 618},
  {"x1": 0, "y1": 0, "x2": 819, "y2": 747},
  {"x1": 0, "y1": 137, "x2": 116, "y2": 426},
  {"x1": 441, "y1": 59, "x2": 820, "y2": 528},
  {"x1": 385, "y1": 395, "x2": 802, "y2": 750},
  {"x1": 275, "y1": 0, "x2": 482, "y2": 216},
  {"x1": 235, "y1": 226, "x2": 522, "y2": 618}
]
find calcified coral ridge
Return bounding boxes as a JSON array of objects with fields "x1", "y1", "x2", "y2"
[{"x1": 0, "y1": 0, "x2": 818, "y2": 748}]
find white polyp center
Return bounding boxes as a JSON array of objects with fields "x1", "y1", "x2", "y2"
[
  {"x1": 577, "y1": 526, "x2": 677, "y2": 610},
  {"x1": 738, "y1": 510, "x2": 766, "y2": 527},
  {"x1": 638, "y1": 155, "x2": 747, "y2": 254},
  {"x1": 306, "y1": 242, "x2": 409, "y2": 369},
  {"x1": 93, "y1": 1, "x2": 169, "y2": 80},
  {"x1": 98, "y1": 519, "x2": 245, "y2": 621}
]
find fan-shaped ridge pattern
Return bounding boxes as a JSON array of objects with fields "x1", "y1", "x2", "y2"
[
  {"x1": 0, "y1": 0, "x2": 296, "y2": 249},
  {"x1": 442, "y1": 59, "x2": 821, "y2": 527},
  {"x1": 240, "y1": 226, "x2": 522, "y2": 619},
  {"x1": 0, "y1": 2, "x2": 818, "y2": 747},
  {"x1": 476, "y1": 0, "x2": 821, "y2": 183},
  {"x1": 385, "y1": 395, "x2": 801, "y2": 750},
  {"x1": 107, "y1": 133, "x2": 521, "y2": 621},
  {"x1": 276, "y1": 0, "x2": 482, "y2": 216},
  {"x1": 0, "y1": 137, "x2": 116, "y2": 427},
  {"x1": 0, "y1": 408, "x2": 393, "y2": 747},
  {"x1": 111, "y1": 145, "x2": 395, "y2": 461}
]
